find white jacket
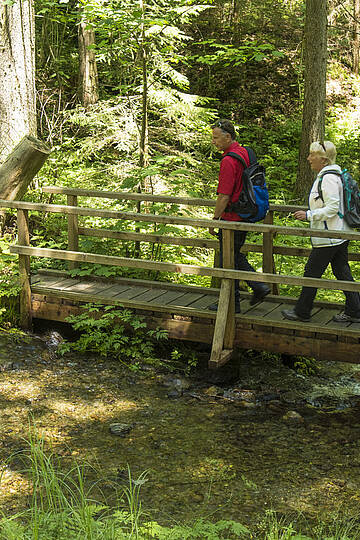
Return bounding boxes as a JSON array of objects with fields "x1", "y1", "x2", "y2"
[{"x1": 306, "y1": 164, "x2": 351, "y2": 247}]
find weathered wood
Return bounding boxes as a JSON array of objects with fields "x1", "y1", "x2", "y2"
[
  {"x1": 234, "y1": 326, "x2": 360, "y2": 363},
  {"x1": 67, "y1": 195, "x2": 79, "y2": 270},
  {"x1": 17, "y1": 209, "x2": 32, "y2": 329},
  {"x1": 36, "y1": 267, "x2": 220, "y2": 296},
  {"x1": 263, "y1": 211, "x2": 279, "y2": 294},
  {"x1": 41, "y1": 185, "x2": 309, "y2": 214},
  {"x1": 0, "y1": 136, "x2": 50, "y2": 201},
  {"x1": 30, "y1": 285, "x2": 218, "y2": 319},
  {"x1": 222, "y1": 229, "x2": 235, "y2": 349},
  {"x1": 209, "y1": 349, "x2": 233, "y2": 369},
  {"x1": 3, "y1": 198, "x2": 360, "y2": 240},
  {"x1": 11, "y1": 245, "x2": 360, "y2": 292},
  {"x1": 79, "y1": 227, "x2": 219, "y2": 249},
  {"x1": 210, "y1": 279, "x2": 232, "y2": 367}
]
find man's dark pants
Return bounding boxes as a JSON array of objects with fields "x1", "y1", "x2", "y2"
[
  {"x1": 218, "y1": 229, "x2": 267, "y2": 300},
  {"x1": 295, "y1": 240, "x2": 360, "y2": 319}
]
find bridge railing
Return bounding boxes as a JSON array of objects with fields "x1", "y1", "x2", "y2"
[
  {"x1": 41, "y1": 186, "x2": 360, "y2": 292},
  {"x1": 2, "y1": 192, "x2": 360, "y2": 367}
]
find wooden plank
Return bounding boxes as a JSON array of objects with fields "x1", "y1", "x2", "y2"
[
  {"x1": 222, "y1": 230, "x2": 235, "y2": 350},
  {"x1": 234, "y1": 326, "x2": 360, "y2": 363},
  {"x1": 131, "y1": 288, "x2": 168, "y2": 303},
  {"x1": 79, "y1": 227, "x2": 218, "y2": 249},
  {"x1": 101, "y1": 285, "x2": 150, "y2": 299},
  {"x1": 13, "y1": 245, "x2": 360, "y2": 292},
  {"x1": 149, "y1": 290, "x2": 187, "y2": 306},
  {"x1": 170, "y1": 292, "x2": 206, "y2": 307},
  {"x1": 210, "y1": 279, "x2": 231, "y2": 366},
  {"x1": 36, "y1": 268, "x2": 220, "y2": 296},
  {"x1": 40, "y1": 186, "x2": 310, "y2": 214},
  {"x1": 241, "y1": 300, "x2": 282, "y2": 318},
  {"x1": 30, "y1": 288, "x2": 218, "y2": 319},
  {"x1": 186, "y1": 294, "x2": 218, "y2": 309},
  {"x1": 46, "y1": 278, "x2": 83, "y2": 291}
]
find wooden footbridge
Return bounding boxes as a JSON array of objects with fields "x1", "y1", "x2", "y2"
[{"x1": 2, "y1": 187, "x2": 360, "y2": 368}]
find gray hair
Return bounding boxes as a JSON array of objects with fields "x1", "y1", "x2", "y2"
[{"x1": 309, "y1": 141, "x2": 337, "y2": 165}]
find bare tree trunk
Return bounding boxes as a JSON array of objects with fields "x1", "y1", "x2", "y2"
[
  {"x1": 296, "y1": 0, "x2": 327, "y2": 198},
  {"x1": 78, "y1": 8, "x2": 99, "y2": 108},
  {"x1": 0, "y1": 136, "x2": 50, "y2": 201},
  {"x1": 354, "y1": 0, "x2": 360, "y2": 75},
  {"x1": 0, "y1": 0, "x2": 36, "y2": 163}
]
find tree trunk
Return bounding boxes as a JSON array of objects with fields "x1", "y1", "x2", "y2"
[
  {"x1": 354, "y1": 0, "x2": 360, "y2": 75},
  {"x1": 296, "y1": 0, "x2": 327, "y2": 198},
  {"x1": 0, "y1": 0, "x2": 36, "y2": 163},
  {"x1": 78, "y1": 9, "x2": 99, "y2": 108},
  {"x1": 0, "y1": 135, "x2": 51, "y2": 201}
]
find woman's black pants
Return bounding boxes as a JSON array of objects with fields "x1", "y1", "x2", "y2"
[{"x1": 295, "y1": 240, "x2": 360, "y2": 319}]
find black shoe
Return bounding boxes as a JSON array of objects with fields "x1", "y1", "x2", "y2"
[
  {"x1": 281, "y1": 309, "x2": 310, "y2": 322},
  {"x1": 208, "y1": 302, "x2": 218, "y2": 311},
  {"x1": 250, "y1": 285, "x2": 270, "y2": 306},
  {"x1": 332, "y1": 312, "x2": 360, "y2": 323}
]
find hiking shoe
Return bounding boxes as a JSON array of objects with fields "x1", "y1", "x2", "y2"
[
  {"x1": 250, "y1": 285, "x2": 270, "y2": 306},
  {"x1": 332, "y1": 312, "x2": 360, "y2": 323},
  {"x1": 281, "y1": 309, "x2": 310, "y2": 322}
]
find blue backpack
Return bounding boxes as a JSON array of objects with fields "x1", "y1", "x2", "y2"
[{"x1": 224, "y1": 146, "x2": 269, "y2": 222}]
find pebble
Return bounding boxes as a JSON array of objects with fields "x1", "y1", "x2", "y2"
[
  {"x1": 204, "y1": 386, "x2": 219, "y2": 396},
  {"x1": 109, "y1": 423, "x2": 134, "y2": 437},
  {"x1": 282, "y1": 410, "x2": 304, "y2": 424}
]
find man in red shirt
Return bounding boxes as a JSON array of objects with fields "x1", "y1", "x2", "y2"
[{"x1": 209, "y1": 119, "x2": 270, "y2": 313}]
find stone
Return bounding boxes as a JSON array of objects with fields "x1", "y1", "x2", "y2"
[{"x1": 282, "y1": 410, "x2": 304, "y2": 424}]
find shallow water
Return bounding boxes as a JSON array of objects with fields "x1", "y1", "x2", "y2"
[{"x1": 1, "y1": 329, "x2": 360, "y2": 530}]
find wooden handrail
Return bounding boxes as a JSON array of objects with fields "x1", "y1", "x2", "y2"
[
  {"x1": 1, "y1": 199, "x2": 360, "y2": 240},
  {"x1": 10, "y1": 245, "x2": 360, "y2": 293},
  {"x1": 41, "y1": 185, "x2": 307, "y2": 213}
]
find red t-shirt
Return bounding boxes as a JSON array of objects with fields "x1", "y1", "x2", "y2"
[{"x1": 217, "y1": 142, "x2": 249, "y2": 221}]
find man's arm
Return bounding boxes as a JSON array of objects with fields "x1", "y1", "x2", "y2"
[{"x1": 209, "y1": 193, "x2": 230, "y2": 235}]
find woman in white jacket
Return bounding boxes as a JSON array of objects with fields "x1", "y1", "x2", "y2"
[{"x1": 282, "y1": 141, "x2": 360, "y2": 323}]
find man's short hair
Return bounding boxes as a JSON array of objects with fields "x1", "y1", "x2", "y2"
[{"x1": 211, "y1": 119, "x2": 236, "y2": 140}]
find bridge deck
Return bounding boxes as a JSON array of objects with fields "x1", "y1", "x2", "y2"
[{"x1": 31, "y1": 270, "x2": 360, "y2": 364}]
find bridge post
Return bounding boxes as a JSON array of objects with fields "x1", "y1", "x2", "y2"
[
  {"x1": 263, "y1": 210, "x2": 278, "y2": 294},
  {"x1": 209, "y1": 229, "x2": 235, "y2": 368},
  {"x1": 67, "y1": 195, "x2": 79, "y2": 270},
  {"x1": 17, "y1": 209, "x2": 32, "y2": 330}
]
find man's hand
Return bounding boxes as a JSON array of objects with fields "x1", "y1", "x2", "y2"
[
  {"x1": 209, "y1": 227, "x2": 217, "y2": 236},
  {"x1": 293, "y1": 210, "x2": 307, "y2": 221}
]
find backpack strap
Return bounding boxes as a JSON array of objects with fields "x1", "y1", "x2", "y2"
[
  {"x1": 317, "y1": 169, "x2": 342, "y2": 202},
  {"x1": 224, "y1": 151, "x2": 247, "y2": 168}
]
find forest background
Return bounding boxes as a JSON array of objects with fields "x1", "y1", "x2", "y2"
[{"x1": 1, "y1": 0, "x2": 360, "y2": 322}]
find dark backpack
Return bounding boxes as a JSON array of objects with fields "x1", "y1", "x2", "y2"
[
  {"x1": 318, "y1": 168, "x2": 360, "y2": 228},
  {"x1": 224, "y1": 146, "x2": 269, "y2": 222}
]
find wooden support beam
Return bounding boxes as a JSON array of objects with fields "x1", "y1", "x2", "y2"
[
  {"x1": 222, "y1": 229, "x2": 235, "y2": 350},
  {"x1": 263, "y1": 211, "x2": 279, "y2": 294},
  {"x1": 17, "y1": 209, "x2": 32, "y2": 330},
  {"x1": 209, "y1": 279, "x2": 232, "y2": 368},
  {"x1": 67, "y1": 194, "x2": 79, "y2": 270}
]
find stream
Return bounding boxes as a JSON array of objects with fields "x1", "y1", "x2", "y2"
[{"x1": 1, "y1": 328, "x2": 360, "y2": 532}]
